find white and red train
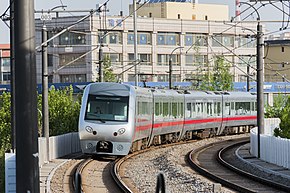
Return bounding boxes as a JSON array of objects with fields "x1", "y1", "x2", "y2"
[{"x1": 78, "y1": 82, "x2": 257, "y2": 156}]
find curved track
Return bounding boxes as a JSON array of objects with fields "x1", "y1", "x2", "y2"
[
  {"x1": 74, "y1": 156, "x2": 124, "y2": 193},
  {"x1": 188, "y1": 137, "x2": 290, "y2": 193}
]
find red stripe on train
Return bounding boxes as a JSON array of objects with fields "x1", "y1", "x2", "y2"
[{"x1": 135, "y1": 116, "x2": 257, "y2": 131}]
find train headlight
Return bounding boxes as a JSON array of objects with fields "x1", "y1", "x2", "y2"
[
  {"x1": 116, "y1": 144, "x2": 124, "y2": 151},
  {"x1": 86, "y1": 143, "x2": 93, "y2": 149},
  {"x1": 85, "y1": 126, "x2": 93, "y2": 133},
  {"x1": 118, "y1": 128, "x2": 126, "y2": 135}
]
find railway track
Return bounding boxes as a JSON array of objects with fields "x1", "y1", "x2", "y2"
[
  {"x1": 73, "y1": 156, "x2": 123, "y2": 193},
  {"x1": 188, "y1": 137, "x2": 290, "y2": 193}
]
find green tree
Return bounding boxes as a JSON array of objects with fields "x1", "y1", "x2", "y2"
[
  {"x1": 98, "y1": 56, "x2": 117, "y2": 82},
  {"x1": 43, "y1": 86, "x2": 81, "y2": 136},
  {"x1": 199, "y1": 56, "x2": 233, "y2": 91},
  {"x1": 0, "y1": 92, "x2": 11, "y2": 192},
  {"x1": 265, "y1": 93, "x2": 286, "y2": 118},
  {"x1": 274, "y1": 95, "x2": 290, "y2": 139}
]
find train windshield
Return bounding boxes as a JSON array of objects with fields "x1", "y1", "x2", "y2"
[{"x1": 85, "y1": 94, "x2": 129, "y2": 122}]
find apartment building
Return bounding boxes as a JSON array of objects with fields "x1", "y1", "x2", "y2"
[
  {"x1": 34, "y1": 1, "x2": 258, "y2": 84},
  {"x1": 0, "y1": 44, "x2": 10, "y2": 84},
  {"x1": 263, "y1": 32, "x2": 290, "y2": 82}
]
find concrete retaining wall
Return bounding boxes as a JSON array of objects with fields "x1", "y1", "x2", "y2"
[{"x1": 38, "y1": 132, "x2": 81, "y2": 167}]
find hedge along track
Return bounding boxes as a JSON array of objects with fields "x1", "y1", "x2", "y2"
[{"x1": 188, "y1": 137, "x2": 290, "y2": 193}]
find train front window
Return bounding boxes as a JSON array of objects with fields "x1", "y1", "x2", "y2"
[{"x1": 85, "y1": 95, "x2": 129, "y2": 122}]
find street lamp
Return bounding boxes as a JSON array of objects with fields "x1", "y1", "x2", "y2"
[{"x1": 169, "y1": 46, "x2": 183, "y2": 89}]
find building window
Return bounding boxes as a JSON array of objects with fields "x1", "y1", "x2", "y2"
[
  {"x1": 139, "y1": 74, "x2": 153, "y2": 82},
  {"x1": 128, "y1": 53, "x2": 152, "y2": 65},
  {"x1": 212, "y1": 34, "x2": 234, "y2": 47},
  {"x1": 48, "y1": 54, "x2": 54, "y2": 67},
  {"x1": 48, "y1": 75, "x2": 53, "y2": 83},
  {"x1": 185, "y1": 54, "x2": 208, "y2": 66},
  {"x1": 172, "y1": 74, "x2": 181, "y2": 82},
  {"x1": 178, "y1": 14, "x2": 181, "y2": 19},
  {"x1": 60, "y1": 74, "x2": 86, "y2": 83},
  {"x1": 237, "y1": 36, "x2": 256, "y2": 48},
  {"x1": 2, "y1": 72, "x2": 11, "y2": 81},
  {"x1": 59, "y1": 53, "x2": 86, "y2": 67},
  {"x1": 157, "y1": 54, "x2": 180, "y2": 66},
  {"x1": 157, "y1": 74, "x2": 168, "y2": 82},
  {"x1": 100, "y1": 31, "x2": 122, "y2": 45},
  {"x1": 1, "y1": 58, "x2": 10, "y2": 66},
  {"x1": 59, "y1": 31, "x2": 86, "y2": 45},
  {"x1": 104, "y1": 53, "x2": 122, "y2": 66},
  {"x1": 127, "y1": 74, "x2": 136, "y2": 82},
  {"x1": 238, "y1": 55, "x2": 256, "y2": 68},
  {"x1": 185, "y1": 33, "x2": 207, "y2": 47},
  {"x1": 157, "y1": 32, "x2": 179, "y2": 45},
  {"x1": 149, "y1": 13, "x2": 152, "y2": 17},
  {"x1": 127, "y1": 32, "x2": 151, "y2": 45},
  {"x1": 238, "y1": 75, "x2": 248, "y2": 82}
]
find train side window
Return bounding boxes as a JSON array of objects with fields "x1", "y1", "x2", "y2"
[
  {"x1": 231, "y1": 102, "x2": 235, "y2": 115},
  {"x1": 138, "y1": 101, "x2": 142, "y2": 115},
  {"x1": 214, "y1": 102, "x2": 217, "y2": 116},
  {"x1": 225, "y1": 102, "x2": 230, "y2": 115},
  {"x1": 169, "y1": 101, "x2": 172, "y2": 117},
  {"x1": 245, "y1": 102, "x2": 250, "y2": 115},
  {"x1": 192, "y1": 103, "x2": 196, "y2": 118},
  {"x1": 180, "y1": 102, "x2": 184, "y2": 117},
  {"x1": 155, "y1": 102, "x2": 160, "y2": 116},
  {"x1": 172, "y1": 102, "x2": 177, "y2": 118},
  {"x1": 202, "y1": 102, "x2": 205, "y2": 117},
  {"x1": 186, "y1": 103, "x2": 191, "y2": 118},
  {"x1": 196, "y1": 102, "x2": 201, "y2": 117},
  {"x1": 217, "y1": 102, "x2": 221, "y2": 116},
  {"x1": 163, "y1": 102, "x2": 169, "y2": 117},
  {"x1": 235, "y1": 102, "x2": 241, "y2": 115},
  {"x1": 207, "y1": 102, "x2": 213, "y2": 116}
]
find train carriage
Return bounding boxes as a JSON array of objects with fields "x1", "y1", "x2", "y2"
[
  {"x1": 221, "y1": 92, "x2": 257, "y2": 134},
  {"x1": 149, "y1": 89, "x2": 184, "y2": 145},
  {"x1": 183, "y1": 91, "x2": 223, "y2": 138}
]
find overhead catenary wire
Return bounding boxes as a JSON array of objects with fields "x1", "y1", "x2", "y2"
[{"x1": 47, "y1": 0, "x2": 150, "y2": 74}]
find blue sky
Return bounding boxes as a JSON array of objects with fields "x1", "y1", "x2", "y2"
[{"x1": 0, "y1": 0, "x2": 287, "y2": 43}]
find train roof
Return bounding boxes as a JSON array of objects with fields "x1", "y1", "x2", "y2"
[{"x1": 87, "y1": 82, "x2": 132, "y2": 96}]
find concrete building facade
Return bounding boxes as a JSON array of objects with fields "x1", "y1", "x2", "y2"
[
  {"x1": 0, "y1": 44, "x2": 10, "y2": 84},
  {"x1": 34, "y1": 2, "x2": 258, "y2": 85},
  {"x1": 131, "y1": 2, "x2": 229, "y2": 21},
  {"x1": 264, "y1": 39, "x2": 290, "y2": 82}
]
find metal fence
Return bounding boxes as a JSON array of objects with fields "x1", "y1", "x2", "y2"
[{"x1": 250, "y1": 118, "x2": 290, "y2": 169}]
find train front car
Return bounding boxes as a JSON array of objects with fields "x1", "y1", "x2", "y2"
[{"x1": 79, "y1": 82, "x2": 135, "y2": 156}]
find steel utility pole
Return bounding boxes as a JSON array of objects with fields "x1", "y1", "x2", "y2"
[
  {"x1": 99, "y1": 38, "x2": 103, "y2": 82},
  {"x1": 257, "y1": 21, "x2": 264, "y2": 158},
  {"x1": 133, "y1": 0, "x2": 138, "y2": 86},
  {"x1": 169, "y1": 46, "x2": 183, "y2": 89},
  {"x1": 42, "y1": 25, "x2": 50, "y2": 162},
  {"x1": 15, "y1": 0, "x2": 40, "y2": 192},
  {"x1": 10, "y1": 0, "x2": 16, "y2": 152},
  {"x1": 247, "y1": 64, "x2": 250, "y2": 91}
]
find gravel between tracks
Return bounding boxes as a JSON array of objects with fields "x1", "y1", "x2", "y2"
[{"x1": 123, "y1": 135, "x2": 246, "y2": 193}]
